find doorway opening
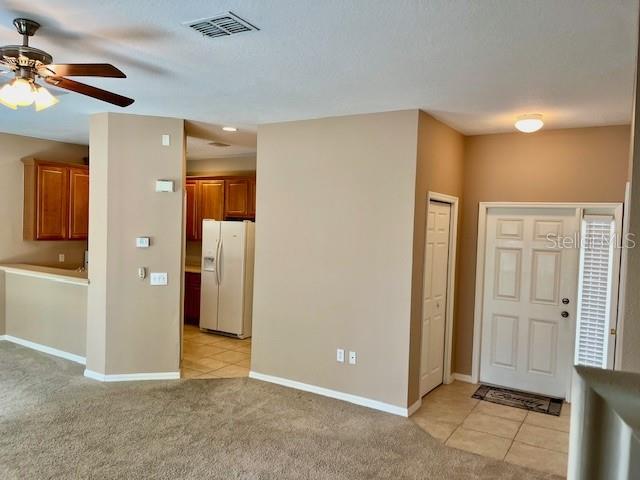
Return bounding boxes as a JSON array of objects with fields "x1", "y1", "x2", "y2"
[
  {"x1": 179, "y1": 131, "x2": 257, "y2": 379},
  {"x1": 472, "y1": 203, "x2": 623, "y2": 400},
  {"x1": 419, "y1": 192, "x2": 459, "y2": 397}
]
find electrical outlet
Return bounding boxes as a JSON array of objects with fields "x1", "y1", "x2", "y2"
[
  {"x1": 336, "y1": 348, "x2": 345, "y2": 363},
  {"x1": 150, "y1": 272, "x2": 168, "y2": 286},
  {"x1": 348, "y1": 351, "x2": 357, "y2": 365},
  {"x1": 58, "y1": 253, "x2": 65, "y2": 262}
]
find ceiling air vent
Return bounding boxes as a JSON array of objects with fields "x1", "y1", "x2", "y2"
[{"x1": 184, "y1": 12, "x2": 259, "y2": 38}]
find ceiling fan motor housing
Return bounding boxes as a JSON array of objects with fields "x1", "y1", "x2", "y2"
[{"x1": 13, "y1": 18, "x2": 41, "y2": 38}]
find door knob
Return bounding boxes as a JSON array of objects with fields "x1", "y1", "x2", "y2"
[
  {"x1": 562, "y1": 298, "x2": 570, "y2": 305},
  {"x1": 561, "y1": 311, "x2": 569, "y2": 318}
]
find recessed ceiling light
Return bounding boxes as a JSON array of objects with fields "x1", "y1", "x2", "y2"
[
  {"x1": 222, "y1": 126, "x2": 237, "y2": 132},
  {"x1": 515, "y1": 114, "x2": 544, "y2": 133}
]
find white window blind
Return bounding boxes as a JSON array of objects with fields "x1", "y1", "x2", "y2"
[{"x1": 575, "y1": 215, "x2": 615, "y2": 368}]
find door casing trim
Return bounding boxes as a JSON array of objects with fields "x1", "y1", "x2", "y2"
[
  {"x1": 471, "y1": 202, "x2": 624, "y2": 396},
  {"x1": 420, "y1": 192, "x2": 459, "y2": 395}
]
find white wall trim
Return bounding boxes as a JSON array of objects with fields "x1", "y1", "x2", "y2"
[
  {"x1": 1, "y1": 335, "x2": 86, "y2": 365},
  {"x1": 249, "y1": 371, "x2": 413, "y2": 417},
  {"x1": 84, "y1": 369, "x2": 180, "y2": 382},
  {"x1": 422, "y1": 192, "x2": 459, "y2": 392},
  {"x1": 452, "y1": 373, "x2": 475, "y2": 384},
  {"x1": 614, "y1": 182, "x2": 631, "y2": 370},
  {"x1": 472, "y1": 202, "x2": 624, "y2": 391}
]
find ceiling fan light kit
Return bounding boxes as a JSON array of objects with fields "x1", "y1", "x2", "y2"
[
  {"x1": 0, "y1": 18, "x2": 134, "y2": 111},
  {"x1": 0, "y1": 77, "x2": 59, "y2": 111}
]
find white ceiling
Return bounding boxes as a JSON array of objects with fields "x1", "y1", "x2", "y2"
[{"x1": 0, "y1": 0, "x2": 637, "y2": 154}]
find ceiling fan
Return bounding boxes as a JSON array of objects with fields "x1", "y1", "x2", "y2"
[{"x1": 0, "y1": 18, "x2": 134, "y2": 111}]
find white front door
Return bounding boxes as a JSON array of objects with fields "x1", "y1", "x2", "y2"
[
  {"x1": 480, "y1": 207, "x2": 580, "y2": 398},
  {"x1": 420, "y1": 201, "x2": 451, "y2": 396}
]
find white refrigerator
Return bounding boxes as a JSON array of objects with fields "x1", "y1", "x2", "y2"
[{"x1": 200, "y1": 220, "x2": 255, "y2": 338}]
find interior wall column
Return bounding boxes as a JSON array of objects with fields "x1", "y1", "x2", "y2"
[{"x1": 86, "y1": 113, "x2": 185, "y2": 378}]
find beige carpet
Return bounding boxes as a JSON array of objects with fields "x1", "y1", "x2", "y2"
[{"x1": 0, "y1": 342, "x2": 561, "y2": 479}]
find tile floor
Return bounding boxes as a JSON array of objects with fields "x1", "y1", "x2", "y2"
[
  {"x1": 411, "y1": 381, "x2": 570, "y2": 477},
  {"x1": 181, "y1": 324, "x2": 252, "y2": 379}
]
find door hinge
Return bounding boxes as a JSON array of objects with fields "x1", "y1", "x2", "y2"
[{"x1": 610, "y1": 328, "x2": 617, "y2": 336}]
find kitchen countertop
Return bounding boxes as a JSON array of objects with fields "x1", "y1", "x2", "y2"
[
  {"x1": 185, "y1": 265, "x2": 201, "y2": 274},
  {"x1": 0, "y1": 264, "x2": 89, "y2": 286}
]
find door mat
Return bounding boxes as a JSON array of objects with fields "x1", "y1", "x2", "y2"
[{"x1": 472, "y1": 385, "x2": 563, "y2": 416}]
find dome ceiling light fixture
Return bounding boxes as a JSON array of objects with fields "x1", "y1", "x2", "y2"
[
  {"x1": 0, "y1": 18, "x2": 134, "y2": 111},
  {"x1": 514, "y1": 113, "x2": 544, "y2": 133}
]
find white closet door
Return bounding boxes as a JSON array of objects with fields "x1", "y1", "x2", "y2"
[
  {"x1": 420, "y1": 201, "x2": 451, "y2": 396},
  {"x1": 480, "y1": 207, "x2": 580, "y2": 398}
]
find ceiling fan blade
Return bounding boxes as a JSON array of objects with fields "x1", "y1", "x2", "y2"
[
  {"x1": 44, "y1": 77, "x2": 134, "y2": 107},
  {"x1": 40, "y1": 64, "x2": 126, "y2": 78}
]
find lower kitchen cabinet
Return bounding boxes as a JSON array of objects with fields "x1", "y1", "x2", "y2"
[{"x1": 184, "y1": 271, "x2": 201, "y2": 325}]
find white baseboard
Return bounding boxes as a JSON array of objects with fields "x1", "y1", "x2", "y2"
[
  {"x1": 249, "y1": 371, "x2": 412, "y2": 417},
  {"x1": 452, "y1": 373, "x2": 475, "y2": 384},
  {"x1": 1, "y1": 335, "x2": 86, "y2": 365},
  {"x1": 84, "y1": 369, "x2": 180, "y2": 382}
]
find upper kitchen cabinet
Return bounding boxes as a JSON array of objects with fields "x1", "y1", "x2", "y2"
[
  {"x1": 225, "y1": 177, "x2": 256, "y2": 218},
  {"x1": 68, "y1": 167, "x2": 89, "y2": 239},
  {"x1": 185, "y1": 181, "x2": 199, "y2": 241},
  {"x1": 225, "y1": 178, "x2": 249, "y2": 217},
  {"x1": 185, "y1": 179, "x2": 225, "y2": 241},
  {"x1": 199, "y1": 180, "x2": 225, "y2": 223},
  {"x1": 247, "y1": 178, "x2": 256, "y2": 217},
  {"x1": 23, "y1": 159, "x2": 89, "y2": 241}
]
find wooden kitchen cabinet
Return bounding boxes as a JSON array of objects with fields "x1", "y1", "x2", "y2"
[
  {"x1": 184, "y1": 175, "x2": 256, "y2": 240},
  {"x1": 184, "y1": 271, "x2": 201, "y2": 325},
  {"x1": 247, "y1": 178, "x2": 256, "y2": 217},
  {"x1": 23, "y1": 159, "x2": 89, "y2": 241},
  {"x1": 185, "y1": 179, "x2": 224, "y2": 241},
  {"x1": 68, "y1": 167, "x2": 89, "y2": 240},
  {"x1": 225, "y1": 179, "x2": 249, "y2": 217},
  {"x1": 199, "y1": 180, "x2": 225, "y2": 223},
  {"x1": 185, "y1": 181, "x2": 199, "y2": 241},
  {"x1": 36, "y1": 163, "x2": 68, "y2": 240}
]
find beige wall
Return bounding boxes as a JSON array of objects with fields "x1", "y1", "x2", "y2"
[
  {"x1": 407, "y1": 112, "x2": 464, "y2": 404},
  {"x1": 456, "y1": 126, "x2": 630, "y2": 375},
  {"x1": 252, "y1": 111, "x2": 419, "y2": 408},
  {"x1": 0, "y1": 132, "x2": 88, "y2": 336},
  {"x1": 86, "y1": 113, "x2": 185, "y2": 375},
  {"x1": 0, "y1": 132, "x2": 88, "y2": 267},
  {"x1": 5, "y1": 273, "x2": 87, "y2": 356},
  {"x1": 187, "y1": 155, "x2": 256, "y2": 176}
]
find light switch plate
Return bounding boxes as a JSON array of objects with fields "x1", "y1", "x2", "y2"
[
  {"x1": 136, "y1": 237, "x2": 150, "y2": 248},
  {"x1": 150, "y1": 272, "x2": 168, "y2": 286},
  {"x1": 161, "y1": 134, "x2": 171, "y2": 146},
  {"x1": 336, "y1": 348, "x2": 345, "y2": 363},
  {"x1": 348, "y1": 351, "x2": 357, "y2": 365}
]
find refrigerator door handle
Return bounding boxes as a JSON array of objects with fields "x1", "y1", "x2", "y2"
[{"x1": 216, "y1": 238, "x2": 222, "y2": 285}]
